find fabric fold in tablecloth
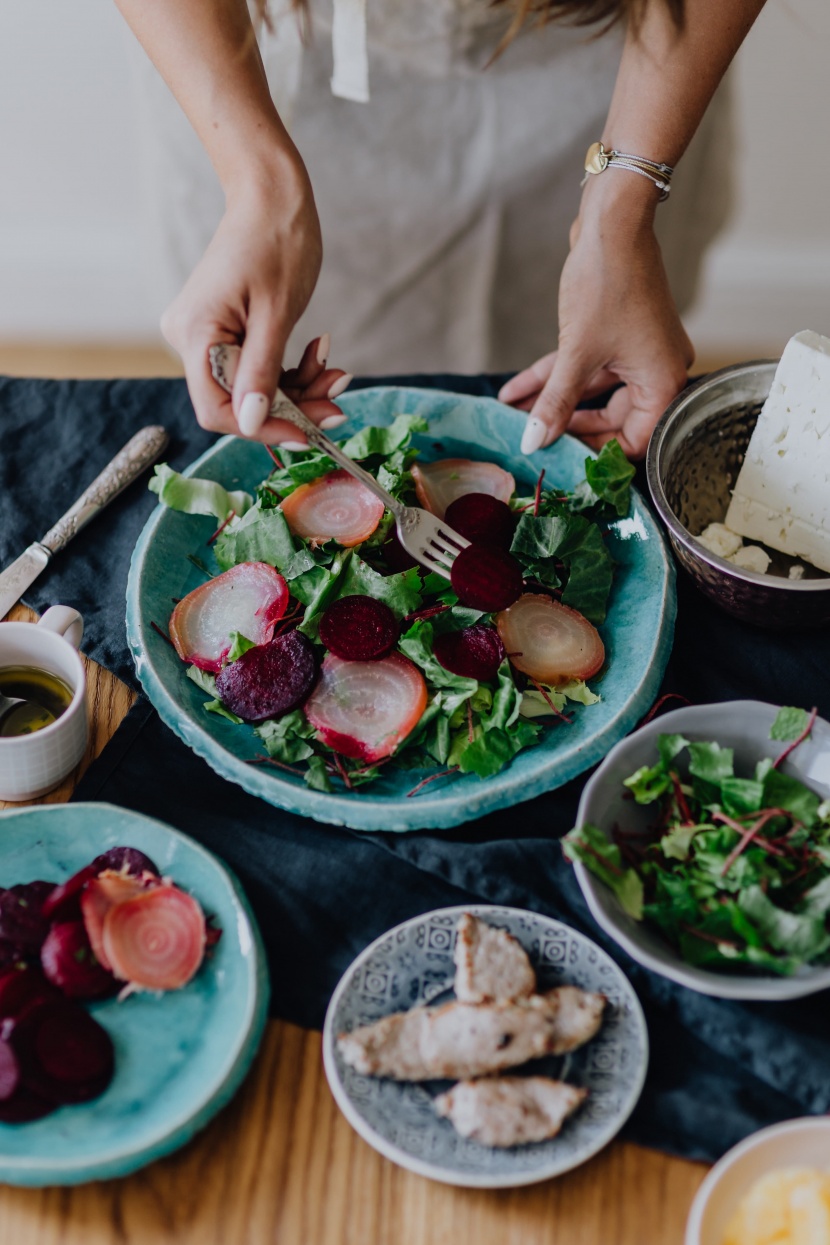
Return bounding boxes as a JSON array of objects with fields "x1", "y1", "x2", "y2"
[{"x1": 3, "y1": 369, "x2": 830, "y2": 1165}]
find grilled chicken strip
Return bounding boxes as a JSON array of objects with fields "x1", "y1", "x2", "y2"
[
  {"x1": 453, "y1": 913, "x2": 536, "y2": 1004},
  {"x1": 434, "y1": 1077, "x2": 588, "y2": 1148},
  {"x1": 337, "y1": 988, "x2": 606, "y2": 1081}
]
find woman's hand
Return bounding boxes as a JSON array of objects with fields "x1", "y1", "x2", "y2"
[
  {"x1": 160, "y1": 159, "x2": 350, "y2": 444},
  {"x1": 499, "y1": 179, "x2": 693, "y2": 461}
]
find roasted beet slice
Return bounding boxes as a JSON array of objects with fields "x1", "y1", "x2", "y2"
[
  {"x1": 0, "y1": 882, "x2": 55, "y2": 953},
  {"x1": 15, "y1": 1002, "x2": 114, "y2": 1104},
  {"x1": 443, "y1": 493, "x2": 516, "y2": 551},
  {"x1": 215, "y1": 630, "x2": 317, "y2": 723},
  {"x1": 170, "y1": 562, "x2": 290, "y2": 673},
  {"x1": 103, "y1": 885, "x2": 206, "y2": 991},
  {"x1": 496, "y1": 593, "x2": 605, "y2": 683},
  {"x1": 0, "y1": 1086, "x2": 53, "y2": 1123},
  {"x1": 0, "y1": 940, "x2": 24, "y2": 974},
  {"x1": 411, "y1": 459, "x2": 515, "y2": 518},
  {"x1": 450, "y1": 545, "x2": 524, "y2": 613},
  {"x1": 433, "y1": 625, "x2": 505, "y2": 682},
  {"x1": 304, "y1": 652, "x2": 427, "y2": 763},
  {"x1": 41, "y1": 921, "x2": 116, "y2": 1000},
  {"x1": 318, "y1": 596, "x2": 399, "y2": 662},
  {"x1": 41, "y1": 865, "x2": 99, "y2": 924},
  {"x1": 0, "y1": 1039, "x2": 20, "y2": 1101},
  {"x1": 0, "y1": 967, "x2": 60, "y2": 1024},
  {"x1": 81, "y1": 871, "x2": 152, "y2": 972},
  {"x1": 92, "y1": 847, "x2": 160, "y2": 878},
  {"x1": 281, "y1": 469, "x2": 385, "y2": 547}
]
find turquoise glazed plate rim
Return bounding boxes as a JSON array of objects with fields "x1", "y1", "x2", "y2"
[
  {"x1": 126, "y1": 387, "x2": 677, "y2": 832},
  {"x1": 0, "y1": 803, "x2": 270, "y2": 1186}
]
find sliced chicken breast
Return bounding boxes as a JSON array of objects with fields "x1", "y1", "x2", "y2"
[
  {"x1": 453, "y1": 913, "x2": 536, "y2": 1004},
  {"x1": 543, "y1": 986, "x2": 606, "y2": 1055},
  {"x1": 434, "y1": 1076, "x2": 588, "y2": 1147}
]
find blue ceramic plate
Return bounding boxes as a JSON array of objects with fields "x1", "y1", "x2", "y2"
[
  {"x1": 127, "y1": 387, "x2": 676, "y2": 832},
  {"x1": 0, "y1": 803, "x2": 269, "y2": 1186},
  {"x1": 322, "y1": 905, "x2": 649, "y2": 1188}
]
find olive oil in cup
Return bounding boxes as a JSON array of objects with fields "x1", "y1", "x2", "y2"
[
  {"x1": 0, "y1": 666, "x2": 75, "y2": 737},
  {"x1": 0, "y1": 606, "x2": 87, "y2": 801}
]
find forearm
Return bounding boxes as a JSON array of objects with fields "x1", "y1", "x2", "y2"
[{"x1": 114, "y1": 0, "x2": 301, "y2": 193}]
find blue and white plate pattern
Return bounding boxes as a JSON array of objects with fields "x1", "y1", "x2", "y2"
[{"x1": 322, "y1": 905, "x2": 649, "y2": 1187}]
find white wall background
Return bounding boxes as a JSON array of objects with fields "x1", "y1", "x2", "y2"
[{"x1": 1, "y1": 0, "x2": 828, "y2": 355}]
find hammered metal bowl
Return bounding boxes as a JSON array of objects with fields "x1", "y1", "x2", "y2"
[{"x1": 647, "y1": 361, "x2": 830, "y2": 628}]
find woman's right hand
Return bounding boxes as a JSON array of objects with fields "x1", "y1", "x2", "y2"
[{"x1": 161, "y1": 153, "x2": 346, "y2": 444}]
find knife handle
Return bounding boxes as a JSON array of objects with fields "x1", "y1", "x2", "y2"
[{"x1": 41, "y1": 425, "x2": 170, "y2": 555}]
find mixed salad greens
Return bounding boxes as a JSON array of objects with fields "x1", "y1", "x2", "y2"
[
  {"x1": 563, "y1": 706, "x2": 830, "y2": 975},
  {"x1": 149, "y1": 414, "x2": 635, "y2": 794}
]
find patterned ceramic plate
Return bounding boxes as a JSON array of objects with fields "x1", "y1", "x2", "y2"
[
  {"x1": 322, "y1": 905, "x2": 648, "y2": 1187},
  {"x1": 127, "y1": 387, "x2": 676, "y2": 833},
  {"x1": 0, "y1": 803, "x2": 269, "y2": 1186}
]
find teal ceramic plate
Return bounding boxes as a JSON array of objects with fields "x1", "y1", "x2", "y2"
[
  {"x1": 0, "y1": 803, "x2": 269, "y2": 1186},
  {"x1": 127, "y1": 387, "x2": 676, "y2": 832}
]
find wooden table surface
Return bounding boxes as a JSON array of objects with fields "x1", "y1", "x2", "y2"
[{"x1": 0, "y1": 604, "x2": 709, "y2": 1244}]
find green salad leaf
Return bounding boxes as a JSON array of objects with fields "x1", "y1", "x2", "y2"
[
  {"x1": 770, "y1": 705, "x2": 811, "y2": 742},
  {"x1": 150, "y1": 464, "x2": 253, "y2": 521},
  {"x1": 561, "y1": 824, "x2": 644, "y2": 919},
  {"x1": 569, "y1": 440, "x2": 636, "y2": 519}
]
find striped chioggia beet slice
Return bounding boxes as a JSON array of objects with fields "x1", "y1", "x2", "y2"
[
  {"x1": 496, "y1": 593, "x2": 605, "y2": 683},
  {"x1": 318, "y1": 596, "x2": 399, "y2": 662},
  {"x1": 411, "y1": 459, "x2": 515, "y2": 519},
  {"x1": 169, "y1": 562, "x2": 289, "y2": 673},
  {"x1": 101, "y1": 885, "x2": 207, "y2": 992},
  {"x1": 281, "y1": 470, "x2": 385, "y2": 547},
  {"x1": 304, "y1": 652, "x2": 427, "y2": 763},
  {"x1": 81, "y1": 871, "x2": 155, "y2": 973}
]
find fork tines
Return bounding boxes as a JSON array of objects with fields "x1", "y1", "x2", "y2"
[{"x1": 421, "y1": 526, "x2": 468, "y2": 577}]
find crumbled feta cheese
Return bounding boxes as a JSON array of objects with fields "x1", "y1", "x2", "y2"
[
  {"x1": 729, "y1": 544, "x2": 771, "y2": 574},
  {"x1": 725, "y1": 329, "x2": 830, "y2": 573},
  {"x1": 695, "y1": 522, "x2": 744, "y2": 559},
  {"x1": 788, "y1": 564, "x2": 806, "y2": 580}
]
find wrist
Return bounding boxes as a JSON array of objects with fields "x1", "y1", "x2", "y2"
[
  {"x1": 577, "y1": 166, "x2": 660, "y2": 241},
  {"x1": 222, "y1": 130, "x2": 311, "y2": 212}
]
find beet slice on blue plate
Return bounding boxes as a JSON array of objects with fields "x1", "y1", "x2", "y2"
[
  {"x1": 450, "y1": 545, "x2": 524, "y2": 613},
  {"x1": 14, "y1": 1001, "x2": 114, "y2": 1105},
  {"x1": 41, "y1": 921, "x2": 117, "y2": 1000},
  {"x1": 443, "y1": 493, "x2": 516, "y2": 551},
  {"x1": 0, "y1": 966, "x2": 60, "y2": 1024},
  {"x1": 433, "y1": 624, "x2": 505, "y2": 682},
  {"x1": 0, "y1": 1038, "x2": 20, "y2": 1102},
  {"x1": 0, "y1": 1085, "x2": 53, "y2": 1123},
  {"x1": 0, "y1": 882, "x2": 56, "y2": 953},
  {"x1": 43, "y1": 847, "x2": 160, "y2": 925},
  {"x1": 92, "y1": 847, "x2": 159, "y2": 878},
  {"x1": 216, "y1": 630, "x2": 318, "y2": 723},
  {"x1": 0, "y1": 940, "x2": 24, "y2": 974},
  {"x1": 318, "y1": 596, "x2": 399, "y2": 662}
]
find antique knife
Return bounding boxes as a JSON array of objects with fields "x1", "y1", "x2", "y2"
[{"x1": 0, "y1": 425, "x2": 169, "y2": 621}]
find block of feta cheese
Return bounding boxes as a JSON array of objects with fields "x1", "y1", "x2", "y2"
[{"x1": 725, "y1": 330, "x2": 830, "y2": 573}]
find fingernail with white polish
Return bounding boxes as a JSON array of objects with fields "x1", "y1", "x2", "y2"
[
  {"x1": 327, "y1": 373, "x2": 353, "y2": 401},
  {"x1": 281, "y1": 439, "x2": 309, "y2": 451},
  {"x1": 521, "y1": 417, "x2": 547, "y2": 456},
  {"x1": 238, "y1": 392, "x2": 270, "y2": 437},
  {"x1": 320, "y1": 414, "x2": 347, "y2": 430},
  {"x1": 317, "y1": 333, "x2": 331, "y2": 366}
]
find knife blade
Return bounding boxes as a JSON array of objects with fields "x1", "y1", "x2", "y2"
[{"x1": 0, "y1": 424, "x2": 169, "y2": 621}]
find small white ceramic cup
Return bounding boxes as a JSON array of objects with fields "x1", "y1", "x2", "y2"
[{"x1": 0, "y1": 606, "x2": 87, "y2": 801}]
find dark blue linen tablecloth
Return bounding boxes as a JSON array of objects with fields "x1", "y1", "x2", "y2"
[{"x1": 2, "y1": 369, "x2": 829, "y2": 1164}]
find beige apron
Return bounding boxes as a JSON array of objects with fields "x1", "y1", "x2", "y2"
[{"x1": 133, "y1": 0, "x2": 733, "y2": 375}]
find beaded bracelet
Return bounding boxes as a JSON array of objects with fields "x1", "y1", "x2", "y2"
[{"x1": 582, "y1": 141, "x2": 674, "y2": 201}]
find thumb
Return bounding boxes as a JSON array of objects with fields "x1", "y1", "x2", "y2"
[
  {"x1": 232, "y1": 303, "x2": 289, "y2": 438},
  {"x1": 520, "y1": 349, "x2": 591, "y2": 455}
]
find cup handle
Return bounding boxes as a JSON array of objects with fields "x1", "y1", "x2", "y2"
[{"x1": 37, "y1": 605, "x2": 84, "y2": 650}]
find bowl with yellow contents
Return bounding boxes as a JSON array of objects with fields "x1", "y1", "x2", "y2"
[{"x1": 685, "y1": 1116, "x2": 830, "y2": 1245}]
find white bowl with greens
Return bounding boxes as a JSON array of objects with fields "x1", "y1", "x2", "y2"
[{"x1": 565, "y1": 701, "x2": 830, "y2": 1000}]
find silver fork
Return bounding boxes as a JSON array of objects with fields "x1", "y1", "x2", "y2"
[{"x1": 208, "y1": 343, "x2": 469, "y2": 580}]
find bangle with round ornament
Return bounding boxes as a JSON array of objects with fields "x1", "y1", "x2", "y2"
[{"x1": 582, "y1": 141, "x2": 674, "y2": 201}]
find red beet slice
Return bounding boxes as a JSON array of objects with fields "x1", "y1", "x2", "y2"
[
  {"x1": 411, "y1": 459, "x2": 515, "y2": 519},
  {"x1": 0, "y1": 882, "x2": 55, "y2": 953},
  {"x1": 443, "y1": 493, "x2": 516, "y2": 551},
  {"x1": 0, "y1": 1039, "x2": 20, "y2": 1101},
  {"x1": 318, "y1": 596, "x2": 399, "y2": 662},
  {"x1": 170, "y1": 561, "x2": 290, "y2": 673},
  {"x1": 496, "y1": 593, "x2": 605, "y2": 683},
  {"x1": 0, "y1": 1085, "x2": 53, "y2": 1122},
  {"x1": 0, "y1": 967, "x2": 60, "y2": 1024},
  {"x1": 215, "y1": 630, "x2": 317, "y2": 723},
  {"x1": 0, "y1": 940, "x2": 24, "y2": 974},
  {"x1": 81, "y1": 871, "x2": 152, "y2": 972},
  {"x1": 41, "y1": 864, "x2": 99, "y2": 923},
  {"x1": 433, "y1": 624, "x2": 505, "y2": 682},
  {"x1": 102, "y1": 885, "x2": 206, "y2": 991},
  {"x1": 304, "y1": 652, "x2": 428, "y2": 763},
  {"x1": 14, "y1": 1001, "x2": 114, "y2": 1104},
  {"x1": 450, "y1": 545, "x2": 524, "y2": 613},
  {"x1": 41, "y1": 921, "x2": 116, "y2": 1000},
  {"x1": 92, "y1": 847, "x2": 160, "y2": 878}
]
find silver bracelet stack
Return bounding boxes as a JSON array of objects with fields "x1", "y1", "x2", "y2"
[{"x1": 582, "y1": 141, "x2": 674, "y2": 201}]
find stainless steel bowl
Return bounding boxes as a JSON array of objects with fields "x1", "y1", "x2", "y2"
[{"x1": 646, "y1": 360, "x2": 830, "y2": 629}]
